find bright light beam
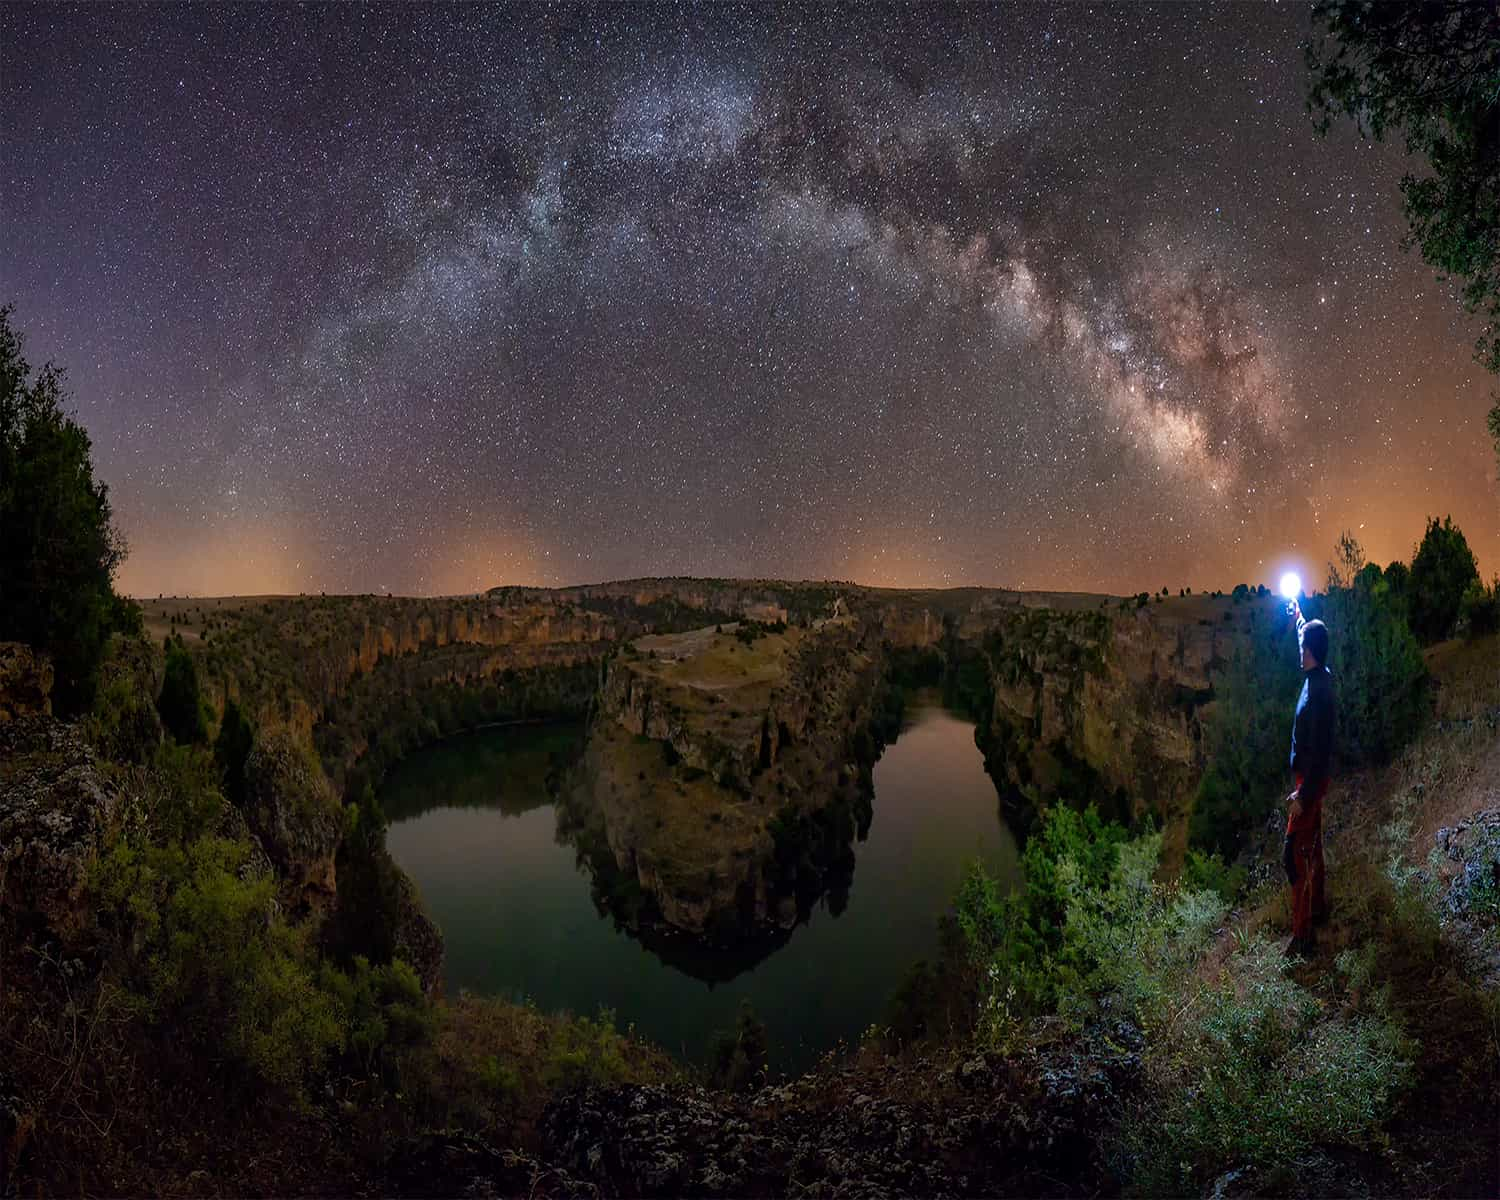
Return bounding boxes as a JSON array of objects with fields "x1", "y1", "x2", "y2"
[{"x1": 1279, "y1": 571, "x2": 1301, "y2": 600}]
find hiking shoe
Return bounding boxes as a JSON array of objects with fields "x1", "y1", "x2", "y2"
[{"x1": 1282, "y1": 935, "x2": 1315, "y2": 959}]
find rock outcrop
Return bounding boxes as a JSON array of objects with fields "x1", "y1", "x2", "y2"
[
  {"x1": 0, "y1": 715, "x2": 120, "y2": 945},
  {"x1": 533, "y1": 1026, "x2": 1140, "y2": 1199},
  {"x1": 241, "y1": 726, "x2": 343, "y2": 899},
  {"x1": 0, "y1": 643, "x2": 52, "y2": 722},
  {"x1": 565, "y1": 618, "x2": 884, "y2": 942}
]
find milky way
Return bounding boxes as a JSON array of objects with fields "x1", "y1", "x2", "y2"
[{"x1": 2, "y1": 3, "x2": 1495, "y2": 596}]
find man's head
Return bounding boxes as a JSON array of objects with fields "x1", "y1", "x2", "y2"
[{"x1": 1300, "y1": 618, "x2": 1329, "y2": 670}]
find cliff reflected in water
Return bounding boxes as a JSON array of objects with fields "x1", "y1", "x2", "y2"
[{"x1": 383, "y1": 699, "x2": 1019, "y2": 1071}]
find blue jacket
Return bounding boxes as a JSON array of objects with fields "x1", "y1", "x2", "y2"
[{"x1": 1290, "y1": 664, "x2": 1335, "y2": 786}]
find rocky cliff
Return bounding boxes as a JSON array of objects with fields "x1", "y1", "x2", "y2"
[
  {"x1": 563, "y1": 617, "x2": 884, "y2": 942},
  {"x1": 967, "y1": 598, "x2": 1247, "y2": 842}
]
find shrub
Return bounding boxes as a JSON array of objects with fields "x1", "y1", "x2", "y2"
[
  {"x1": 1190, "y1": 599, "x2": 1302, "y2": 856},
  {"x1": 91, "y1": 831, "x2": 343, "y2": 1102},
  {"x1": 709, "y1": 1000, "x2": 769, "y2": 1092},
  {"x1": 540, "y1": 1009, "x2": 633, "y2": 1092},
  {"x1": 1181, "y1": 848, "x2": 1247, "y2": 903},
  {"x1": 86, "y1": 667, "x2": 163, "y2": 765},
  {"x1": 214, "y1": 696, "x2": 254, "y2": 806},
  {"x1": 318, "y1": 955, "x2": 432, "y2": 1084},
  {"x1": 1458, "y1": 576, "x2": 1500, "y2": 638},
  {"x1": 956, "y1": 804, "x2": 1130, "y2": 1020},
  {"x1": 1118, "y1": 938, "x2": 1411, "y2": 1194}
]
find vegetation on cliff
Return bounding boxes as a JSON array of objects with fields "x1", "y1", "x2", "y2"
[{"x1": 0, "y1": 306, "x2": 137, "y2": 715}]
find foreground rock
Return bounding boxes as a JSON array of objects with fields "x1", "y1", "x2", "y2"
[
  {"x1": 0, "y1": 715, "x2": 119, "y2": 945},
  {"x1": 383, "y1": 1026, "x2": 1142, "y2": 1198},
  {"x1": 0, "y1": 642, "x2": 52, "y2": 722}
]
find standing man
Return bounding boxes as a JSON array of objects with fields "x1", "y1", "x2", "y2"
[{"x1": 1283, "y1": 600, "x2": 1334, "y2": 956}]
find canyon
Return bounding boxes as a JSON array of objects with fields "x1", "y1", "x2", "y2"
[{"x1": 130, "y1": 580, "x2": 1255, "y2": 950}]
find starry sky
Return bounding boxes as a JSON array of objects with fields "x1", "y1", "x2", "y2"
[{"x1": 2, "y1": 3, "x2": 1496, "y2": 597}]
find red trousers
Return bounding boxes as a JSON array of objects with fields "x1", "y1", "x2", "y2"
[{"x1": 1286, "y1": 775, "x2": 1328, "y2": 940}]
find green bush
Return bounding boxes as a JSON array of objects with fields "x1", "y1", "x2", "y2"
[
  {"x1": 1119, "y1": 939, "x2": 1411, "y2": 1194},
  {"x1": 953, "y1": 803, "x2": 1411, "y2": 1196},
  {"x1": 956, "y1": 804, "x2": 1131, "y2": 1021},
  {"x1": 86, "y1": 667, "x2": 163, "y2": 765},
  {"x1": 91, "y1": 831, "x2": 343, "y2": 1101},
  {"x1": 1181, "y1": 847, "x2": 1248, "y2": 904},
  {"x1": 214, "y1": 696, "x2": 254, "y2": 806},
  {"x1": 540, "y1": 1009, "x2": 633, "y2": 1092},
  {"x1": 1189, "y1": 598, "x2": 1302, "y2": 856},
  {"x1": 319, "y1": 955, "x2": 432, "y2": 1084}
]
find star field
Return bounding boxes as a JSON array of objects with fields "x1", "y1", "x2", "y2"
[{"x1": 2, "y1": 3, "x2": 1495, "y2": 596}]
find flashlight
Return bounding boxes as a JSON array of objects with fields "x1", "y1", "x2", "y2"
[{"x1": 1279, "y1": 571, "x2": 1301, "y2": 616}]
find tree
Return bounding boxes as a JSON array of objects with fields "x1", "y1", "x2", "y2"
[
  {"x1": 0, "y1": 305, "x2": 131, "y2": 713},
  {"x1": 1407, "y1": 515, "x2": 1480, "y2": 643},
  {"x1": 214, "y1": 696, "x2": 255, "y2": 805},
  {"x1": 1306, "y1": 3, "x2": 1500, "y2": 465},
  {"x1": 1321, "y1": 532, "x2": 1427, "y2": 766},
  {"x1": 158, "y1": 635, "x2": 209, "y2": 744}
]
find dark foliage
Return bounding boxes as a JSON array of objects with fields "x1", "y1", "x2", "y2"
[
  {"x1": 0, "y1": 305, "x2": 133, "y2": 713},
  {"x1": 708, "y1": 1001, "x2": 768, "y2": 1092},
  {"x1": 158, "y1": 635, "x2": 209, "y2": 744},
  {"x1": 1306, "y1": 2, "x2": 1500, "y2": 465},
  {"x1": 214, "y1": 696, "x2": 255, "y2": 805},
  {"x1": 1321, "y1": 532, "x2": 1428, "y2": 767},
  {"x1": 1407, "y1": 514, "x2": 1480, "y2": 643},
  {"x1": 1192, "y1": 534, "x2": 1426, "y2": 856}
]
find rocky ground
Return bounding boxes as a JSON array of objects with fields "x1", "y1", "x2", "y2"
[{"x1": 388, "y1": 1027, "x2": 1142, "y2": 1199}]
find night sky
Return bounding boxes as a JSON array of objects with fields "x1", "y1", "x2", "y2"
[{"x1": 2, "y1": 3, "x2": 1496, "y2": 597}]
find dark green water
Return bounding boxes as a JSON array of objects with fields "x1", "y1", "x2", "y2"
[{"x1": 382, "y1": 698, "x2": 1020, "y2": 1072}]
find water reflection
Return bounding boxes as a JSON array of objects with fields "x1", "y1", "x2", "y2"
[{"x1": 383, "y1": 697, "x2": 1019, "y2": 1071}]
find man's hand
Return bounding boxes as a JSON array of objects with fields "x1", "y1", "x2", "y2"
[{"x1": 1287, "y1": 789, "x2": 1303, "y2": 822}]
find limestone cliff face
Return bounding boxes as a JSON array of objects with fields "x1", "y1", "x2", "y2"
[
  {"x1": 967, "y1": 601, "x2": 1246, "y2": 829},
  {"x1": 336, "y1": 603, "x2": 615, "y2": 695}
]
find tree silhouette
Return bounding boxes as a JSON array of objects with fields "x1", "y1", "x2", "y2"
[
  {"x1": 0, "y1": 305, "x2": 134, "y2": 713},
  {"x1": 1306, "y1": 2, "x2": 1500, "y2": 467},
  {"x1": 1408, "y1": 515, "x2": 1481, "y2": 643}
]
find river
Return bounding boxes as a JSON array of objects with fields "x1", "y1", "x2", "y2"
[{"x1": 382, "y1": 694, "x2": 1019, "y2": 1073}]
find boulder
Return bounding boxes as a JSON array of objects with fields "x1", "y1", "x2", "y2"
[
  {"x1": 0, "y1": 643, "x2": 52, "y2": 722},
  {"x1": 0, "y1": 715, "x2": 119, "y2": 944}
]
